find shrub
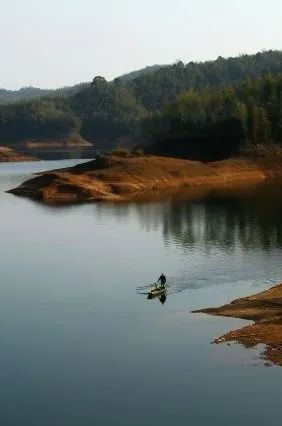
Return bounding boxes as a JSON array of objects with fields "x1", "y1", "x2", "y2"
[
  {"x1": 133, "y1": 148, "x2": 144, "y2": 156},
  {"x1": 110, "y1": 147, "x2": 131, "y2": 157},
  {"x1": 241, "y1": 143, "x2": 282, "y2": 158}
]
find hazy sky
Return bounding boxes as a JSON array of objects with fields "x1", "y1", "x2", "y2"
[{"x1": 1, "y1": 0, "x2": 282, "y2": 89}]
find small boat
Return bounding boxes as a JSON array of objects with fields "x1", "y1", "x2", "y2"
[{"x1": 147, "y1": 285, "x2": 166, "y2": 299}]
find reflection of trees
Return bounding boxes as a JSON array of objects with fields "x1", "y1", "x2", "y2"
[
  {"x1": 94, "y1": 184, "x2": 282, "y2": 251},
  {"x1": 161, "y1": 187, "x2": 282, "y2": 250}
]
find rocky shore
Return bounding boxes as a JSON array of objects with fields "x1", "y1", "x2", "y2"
[
  {"x1": 193, "y1": 284, "x2": 282, "y2": 366},
  {"x1": 7, "y1": 154, "x2": 282, "y2": 205},
  {"x1": 0, "y1": 146, "x2": 38, "y2": 162}
]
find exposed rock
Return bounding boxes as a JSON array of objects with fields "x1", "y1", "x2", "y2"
[{"x1": 193, "y1": 284, "x2": 282, "y2": 366}]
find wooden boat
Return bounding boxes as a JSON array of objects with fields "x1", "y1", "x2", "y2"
[{"x1": 147, "y1": 286, "x2": 166, "y2": 299}]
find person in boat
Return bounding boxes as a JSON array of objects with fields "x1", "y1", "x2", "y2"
[{"x1": 157, "y1": 273, "x2": 167, "y2": 288}]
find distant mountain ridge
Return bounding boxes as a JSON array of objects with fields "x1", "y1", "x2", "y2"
[
  {"x1": 1, "y1": 51, "x2": 281, "y2": 106},
  {"x1": 0, "y1": 65, "x2": 165, "y2": 105},
  {"x1": 0, "y1": 49, "x2": 282, "y2": 159},
  {"x1": 117, "y1": 64, "x2": 166, "y2": 82},
  {"x1": 0, "y1": 83, "x2": 89, "y2": 105}
]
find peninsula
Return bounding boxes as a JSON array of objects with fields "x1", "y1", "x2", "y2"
[
  {"x1": 6, "y1": 154, "x2": 282, "y2": 204},
  {"x1": 0, "y1": 146, "x2": 38, "y2": 162},
  {"x1": 193, "y1": 284, "x2": 282, "y2": 366}
]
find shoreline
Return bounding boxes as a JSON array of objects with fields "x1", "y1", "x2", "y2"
[
  {"x1": 0, "y1": 146, "x2": 39, "y2": 162},
  {"x1": 6, "y1": 155, "x2": 282, "y2": 205},
  {"x1": 193, "y1": 283, "x2": 282, "y2": 366}
]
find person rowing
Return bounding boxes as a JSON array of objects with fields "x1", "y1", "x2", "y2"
[{"x1": 157, "y1": 273, "x2": 167, "y2": 288}]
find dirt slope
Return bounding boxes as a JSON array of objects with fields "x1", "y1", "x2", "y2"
[
  {"x1": 193, "y1": 284, "x2": 282, "y2": 366},
  {"x1": 0, "y1": 146, "x2": 38, "y2": 162},
  {"x1": 7, "y1": 155, "x2": 282, "y2": 204}
]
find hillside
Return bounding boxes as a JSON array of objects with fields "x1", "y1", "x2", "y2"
[
  {"x1": 146, "y1": 73, "x2": 282, "y2": 160},
  {"x1": 128, "y1": 50, "x2": 282, "y2": 110},
  {"x1": 0, "y1": 65, "x2": 163, "y2": 105},
  {"x1": 0, "y1": 50, "x2": 281, "y2": 158},
  {"x1": 117, "y1": 64, "x2": 166, "y2": 83}
]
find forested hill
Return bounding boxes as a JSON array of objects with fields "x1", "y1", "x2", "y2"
[
  {"x1": 0, "y1": 50, "x2": 282, "y2": 158},
  {"x1": 0, "y1": 87, "x2": 53, "y2": 104},
  {"x1": 2, "y1": 50, "x2": 281, "y2": 106},
  {"x1": 117, "y1": 65, "x2": 165, "y2": 83},
  {"x1": 126, "y1": 50, "x2": 282, "y2": 110},
  {"x1": 0, "y1": 83, "x2": 88, "y2": 105},
  {"x1": 144, "y1": 73, "x2": 282, "y2": 160},
  {"x1": 0, "y1": 65, "x2": 163, "y2": 105}
]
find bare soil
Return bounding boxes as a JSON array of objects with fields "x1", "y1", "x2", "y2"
[
  {"x1": 0, "y1": 146, "x2": 38, "y2": 162},
  {"x1": 7, "y1": 155, "x2": 282, "y2": 204},
  {"x1": 193, "y1": 284, "x2": 282, "y2": 366}
]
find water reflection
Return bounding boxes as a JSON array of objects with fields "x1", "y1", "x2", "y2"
[
  {"x1": 161, "y1": 188, "x2": 282, "y2": 251},
  {"x1": 95, "y1": 183, "x2": 282, "y2": 251},
  {"x1": 2, "y1": 162, "x2": 282, "y2": 423},
  {"x1": 147, "y1": 292, "x2": 167, "y2": 304}
]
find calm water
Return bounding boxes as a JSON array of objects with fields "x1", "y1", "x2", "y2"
[{"x1": 1, "y1": 160, "x2": 282, "y2": 426}]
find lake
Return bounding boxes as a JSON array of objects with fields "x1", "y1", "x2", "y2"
[{"x1": 1, "y1": 160, "x2": 282, "y2": 426}]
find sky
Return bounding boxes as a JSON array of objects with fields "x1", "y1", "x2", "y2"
[{"x1": 1, "y1": 0, "x2": 282, "y2": 90}]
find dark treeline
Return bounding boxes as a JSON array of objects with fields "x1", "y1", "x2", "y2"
[
  {"x1": 145, "y1": 74, "x2": 282, "y2": 160},
  {"x1": 70, "y1": 77, "x2": 146, "y2": 146},
  {"x1": 0, "y1": 98, "x2": 80, "y2": 142},
  {"x1": 126, "y1": 50, "x2": 282, "y2": 111},
  {"x1": 0, "y1": 65, "x2": 163, "y2": 105},
  {"x1": 0, "y1": 50, "x2": 281, "y2": 157},
  {"x1": 0, "y1": 78, "x2": 145, "y2": 147}
]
